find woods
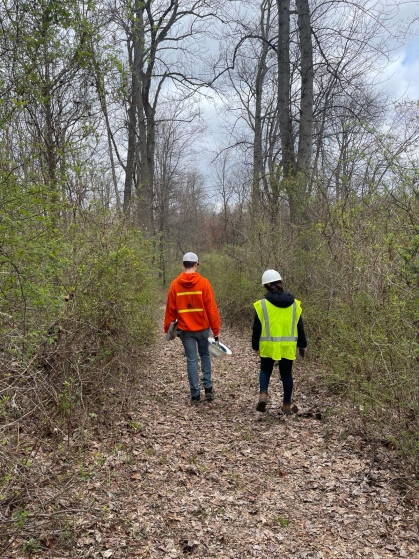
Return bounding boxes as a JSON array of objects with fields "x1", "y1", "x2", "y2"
[{"x1": 1, "y1": 0, "x2": 419, "y2": 555}]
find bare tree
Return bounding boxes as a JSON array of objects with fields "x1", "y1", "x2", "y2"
[
  {"x1": 217, "y1": 0, "x2": 405, "y2": 224},
  {"x1": 0, "y1": 0, "x2": 106, "y2": 210},
  {"x1": 153, "y1": 98, "x2": 204, "y2": 282},
  {"x1": 109, "y1": 0, "x2": 222, "y2": 232}
]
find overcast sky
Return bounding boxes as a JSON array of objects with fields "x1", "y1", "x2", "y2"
[
  {"x1": 198, "y1": 2, "x2": 419, "y2": 184},
  {"x1": 378, "y1": 2, "x2": 419, "y2": 99}
]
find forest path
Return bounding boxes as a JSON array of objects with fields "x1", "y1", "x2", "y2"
[
  {"x1": 104, "y1": 318, "x2": 418, "y2": 559},
  {"x1": 12, "y1": 316, "x2": 418, "y2": 559}
]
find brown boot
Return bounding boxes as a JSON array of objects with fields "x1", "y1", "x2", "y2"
[
  {"x1": 281, "y1": 403, "x2": 292, "y2": 416},
  {"x1": 256, "y1": 392, "x2": 268, "y2": 413}
]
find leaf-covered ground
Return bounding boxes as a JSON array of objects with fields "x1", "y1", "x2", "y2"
[{"x1": 3, "y1": 321, "x2": 419, "y2": 558}]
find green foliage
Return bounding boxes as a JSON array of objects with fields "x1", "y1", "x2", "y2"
[
  {"x1": 1, "y1": 172, "x2": 157, "y2": 357},
  {"x1": 197, "y1": 219, "x2": 324, "y2": 333},
  {"x1": 275, "y1": 515, "x2": 290, "y2": 528},
  {"x1": 199, "y1": 252, "x2": 261, "y2": 324},
  {"x1": 309, "y1": 189, "x2": 419, "y2": 466},
  {"x1": 0, "y1": 158, "x2": 157, "y2": 434},
  {"x1": 0, "y1": 171, "x2": 67, "y2": 350},
  {"x1": 65, "y1": 209, "x2": 156, "y2": 354},
  {"x1": 202, "y1": 176, "x2": 419, "y2": 466},
  {"x1": 12, "y1": 508, "x2": 29, "y2": 530},
  {"x1": 22, "y1": 538, "x2": 40, "y2": 554},
  {"x1": 0, "y1": 169, "x2": 158, "y2": 536}
]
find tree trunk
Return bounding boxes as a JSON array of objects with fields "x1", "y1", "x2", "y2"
[
  {"x1": 124, "y1": 38, "x2": 139, "y2": 213},
  {"x1": 125, "y1": 0, "x2": 156, "y2": 233},
  {"x1": 253, "y1": 0, "x2": 271, "y2": 215},
  {"x1": 277, "y1": 0, "x2": 295, "y2": 179},
  {"x1": 136, "y1": 92, "x2": 155, "y2": 233},
  {"x1": 296, "y1": 0, "x2": 313, "y2": 177}
]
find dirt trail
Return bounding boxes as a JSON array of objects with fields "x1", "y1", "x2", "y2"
[
  {"x1": 79, "y1": 323, "x2": 419, "y2": 558},
  {"x1": 5, "y1": 322, "x2": 419, "y2": 558}
]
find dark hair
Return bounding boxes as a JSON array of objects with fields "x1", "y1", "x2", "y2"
[
  {"x1": 183, "y1": 261, "x2": 198, "y2": 269},
  {"x1": 265, "y1": 280, "x2": 283, "y2": 293}
]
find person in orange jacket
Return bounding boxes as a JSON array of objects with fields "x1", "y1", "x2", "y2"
[{"x1": 164, "y1": 252, "x2": 221, "y2": 405}]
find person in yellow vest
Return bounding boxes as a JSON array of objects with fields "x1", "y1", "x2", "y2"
[{"x1": 252, "y1": 269, "x2": 307, "y2": 414}]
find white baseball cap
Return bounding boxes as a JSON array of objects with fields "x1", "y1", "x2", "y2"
[{"x1": 183, "y1": 252, "x2": 198, "y2": 262}]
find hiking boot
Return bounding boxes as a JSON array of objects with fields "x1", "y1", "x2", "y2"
[
  {"x1": 205, "y1": 387, "x2": 214, "y2": 402},
  {"x1": 191, "y1": 395, "x2": 200, "y2": 405},
  {"x1": 281, "y1": 403, "x2": 292, "y2": 416},
  {"x1": 256, "y1": 392, "x2": 268, "y2": 413}
]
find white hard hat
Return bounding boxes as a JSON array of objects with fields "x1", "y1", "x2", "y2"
[
  {"x1": 208, "y1": 338, "x2": 232, "y2": 358},
  {"x1": 261, "y1": 269, "x2": 282, "y2": 285}
]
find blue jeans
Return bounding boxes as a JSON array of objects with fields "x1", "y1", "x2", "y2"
[
  {"x1": 259, "y1": 357, "x2": 293, "y2": 404},
  {"x1": 180, "y1": 328, "x2": 212, "y2": 397}
]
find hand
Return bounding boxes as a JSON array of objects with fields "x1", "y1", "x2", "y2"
[{"x1": 298, "y1": 347, "x2": 307, "y2": 357}]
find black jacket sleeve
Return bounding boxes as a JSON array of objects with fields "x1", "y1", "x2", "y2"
[
  {"x1": 297, "y1": 316, "x2": 307, "y2": 348},
  {"x1": 252, "y1": 312, "x2": 262, "y2": 351}
]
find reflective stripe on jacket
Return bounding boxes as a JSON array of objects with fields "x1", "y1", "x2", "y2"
[
  {"x1": 176, "y1": 290, "x2": 204, "y2": 315},
  {"x1": 253, "y1": 298, "x2": 302, "y2": 360}
]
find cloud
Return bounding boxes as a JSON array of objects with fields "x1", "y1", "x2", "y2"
[{"x1": 382, "y1": 35, "x2": 419, "y2": 100}]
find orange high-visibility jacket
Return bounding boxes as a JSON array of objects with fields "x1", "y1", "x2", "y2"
[{"x1": 164, "y1": 272, "x2": 220, "y2": 336}]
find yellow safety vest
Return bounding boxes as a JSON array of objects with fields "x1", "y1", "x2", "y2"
[{"x1": 254, "y1": 298, "x2": 302, "y2": 361}]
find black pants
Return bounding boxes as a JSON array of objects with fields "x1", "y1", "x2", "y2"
[{"x1": 259, "y1": 357, "x2": 293, "y2": 404}]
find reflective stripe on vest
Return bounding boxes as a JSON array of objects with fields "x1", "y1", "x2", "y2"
[
  {"x1": 178, "y1": 308, "x2": 204, "y2": 313},
  {"x1": 259, "y1": 299, "x2": 298, "y2": 342},
  {"x1": 177, "y1": 291, "x2": 202, "y2": 296}
]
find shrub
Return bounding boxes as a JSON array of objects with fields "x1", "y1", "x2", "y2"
[{"x1": 199, "y1": 251, "x2": 261, "y2": 324}]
